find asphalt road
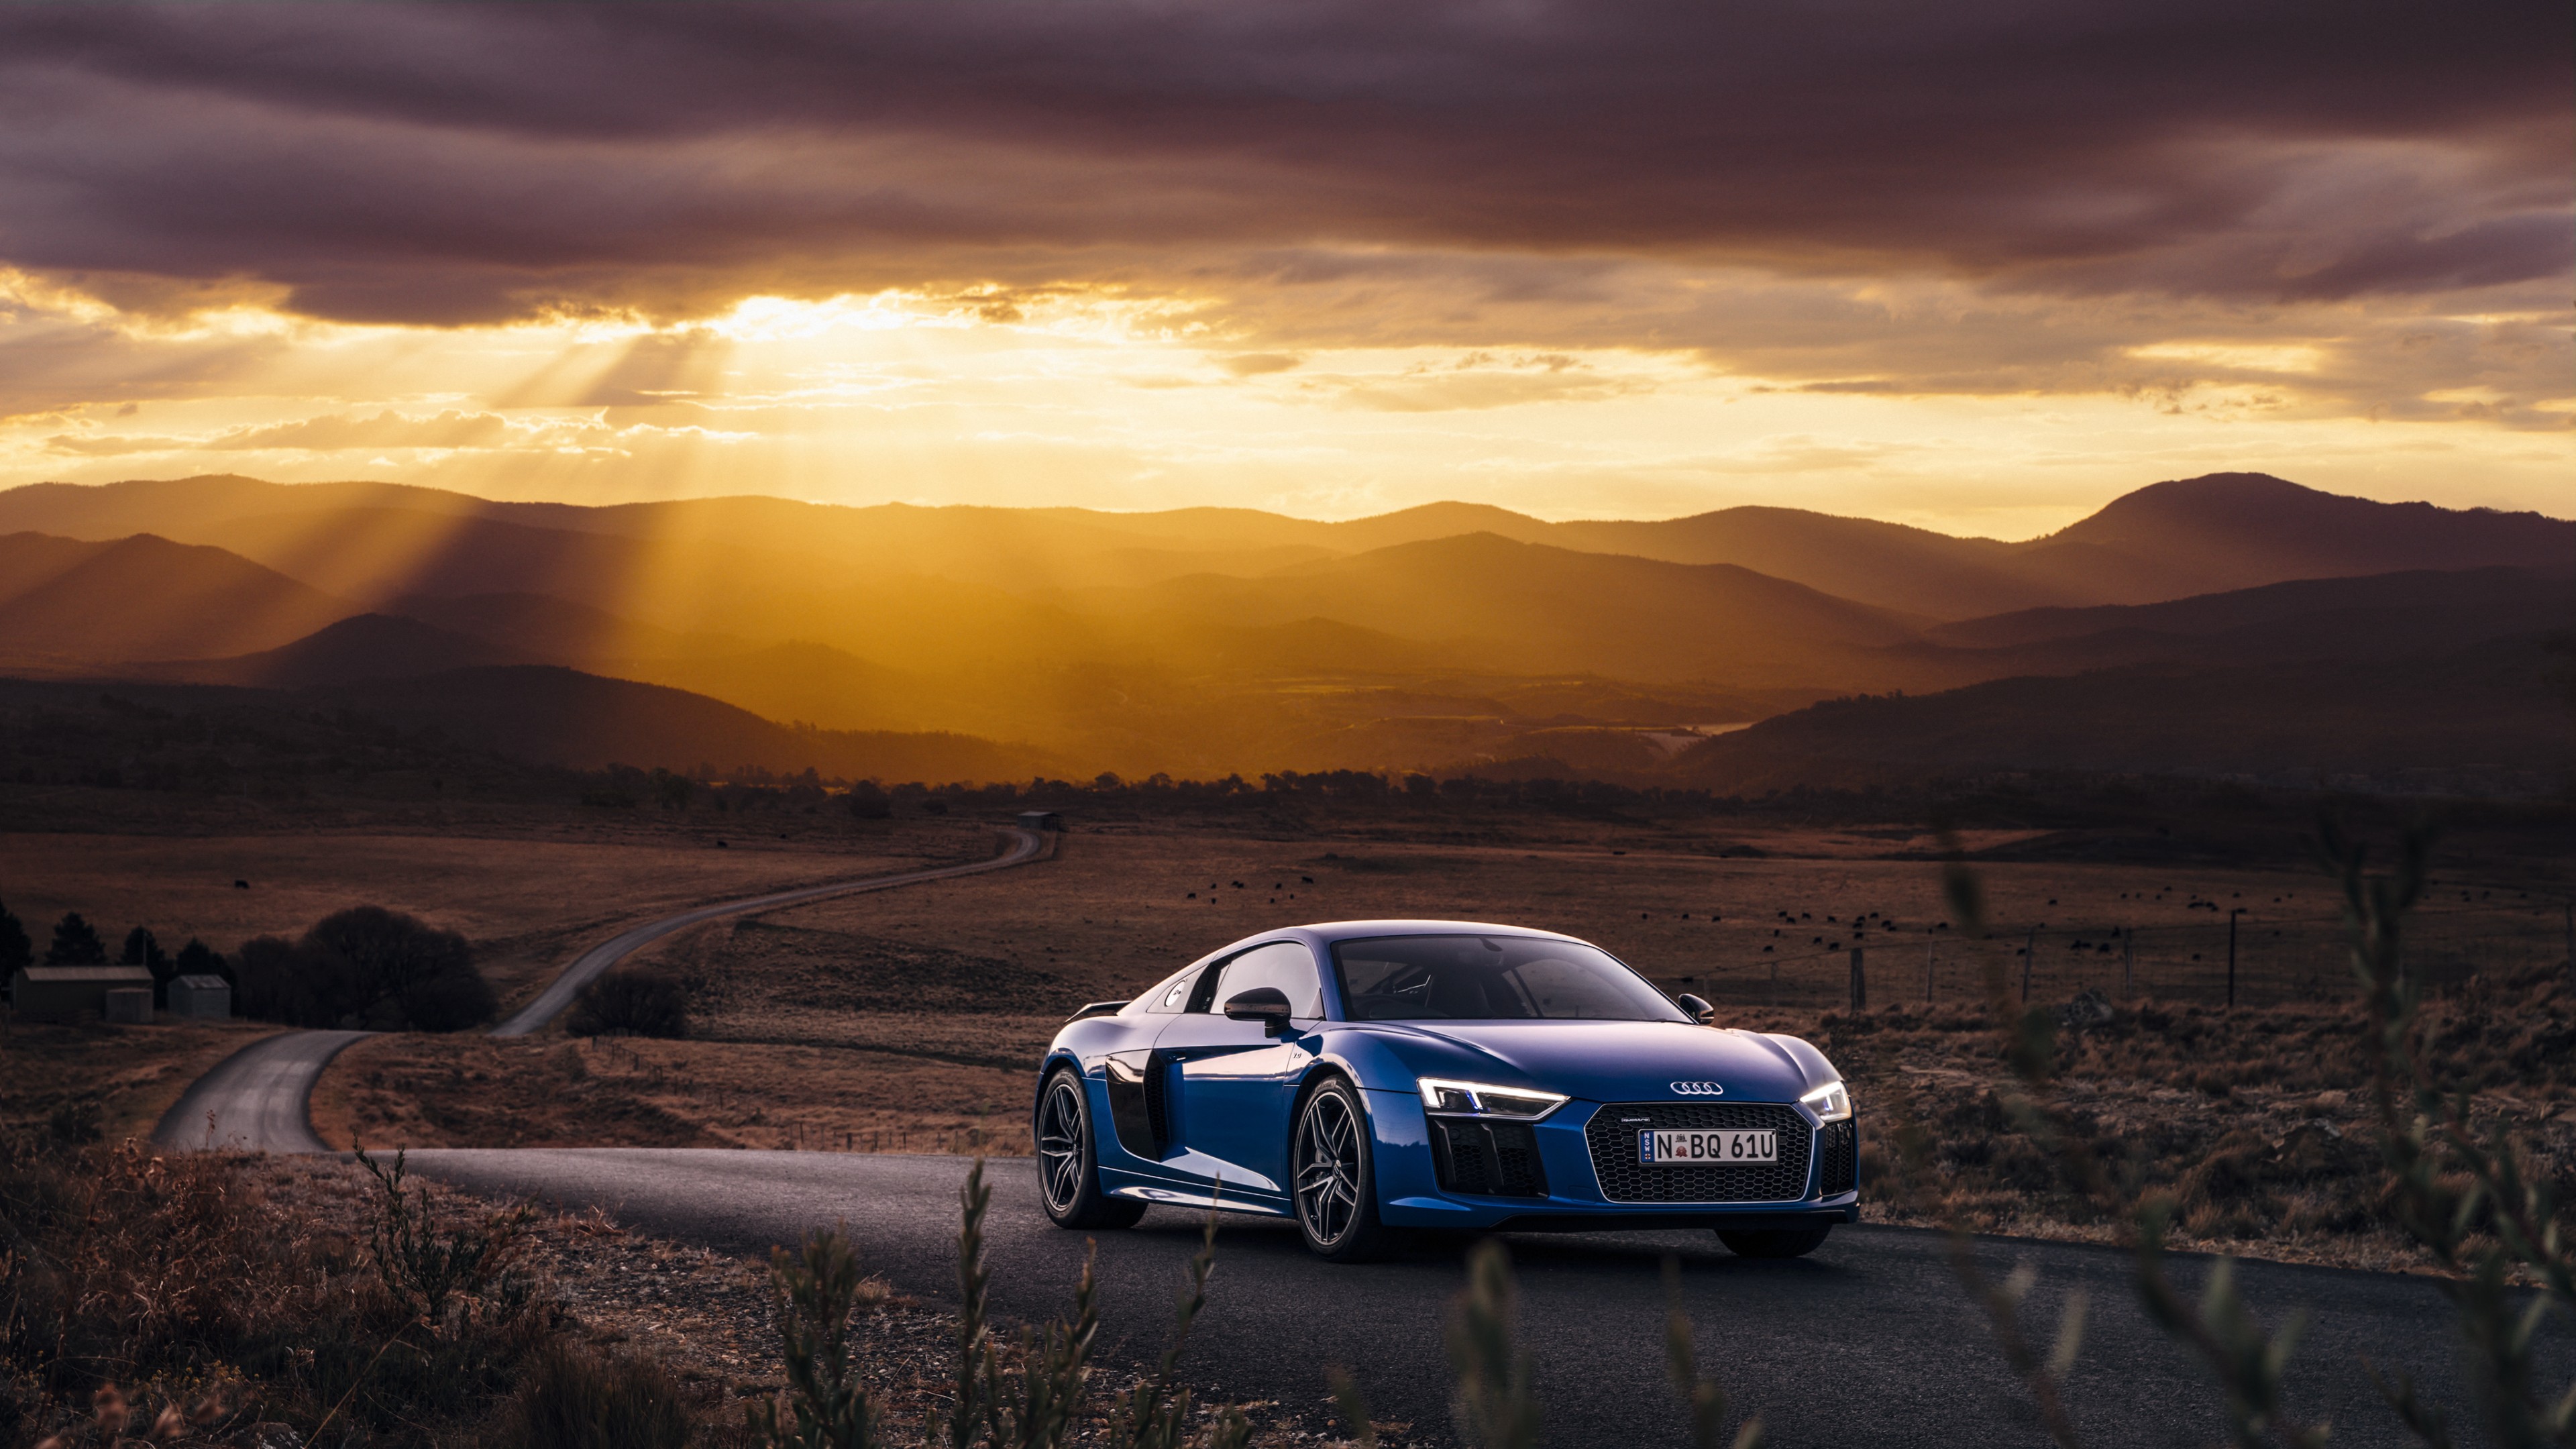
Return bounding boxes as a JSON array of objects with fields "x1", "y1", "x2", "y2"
[
  {"x1": 400, "y1": 1149, "x2": 2544, "y2": 1449},
  {"x1": 155, "y1": 1028, "x2": 374, "y2": 1154},
  {"x1": 151, "y1": 827, "x2": 1045, "y2": 1152}
]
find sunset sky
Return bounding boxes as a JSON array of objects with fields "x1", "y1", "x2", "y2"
[{"x1": 0, "y1": 3, "x2": 2565, "y2": 539}]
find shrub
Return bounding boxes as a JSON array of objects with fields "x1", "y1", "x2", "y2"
[
  {"x1": 566, "y1": 969, "x2": 690, "y2": 1039},
  {"x1": 747, "y1": 1226, "x2": 881, "y2": 1449},
  {"x1": 846, "y1": 783, "x2": 891, "y2": 820},
  {"x1": 46, "y1": 1100, "x2": 102, "y2": 1146},
  {"x1": 503, "y1": 1342, "x2": 692, "y2": 1449}
]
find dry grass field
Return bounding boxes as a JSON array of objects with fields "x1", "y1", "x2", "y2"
[
  {"x1": 11, "y1": 801, "x2": 2569, "y2": 1278},
  {"x1": 0, "y1": 1017, "x2": 283, "y2": 1144},
  {"x1": 0, "y1": 814, "x2": 1007, "y2": 1140},
  {"x1": 619, "y1": 820, "x2": 2567, "y2": 1014},
  {"x1": 0, "y1": 815, "x2": 999, "y2": 1004}
]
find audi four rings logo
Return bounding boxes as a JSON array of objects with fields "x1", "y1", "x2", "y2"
[{"x1": 1670, "y1": 1081, "x2": 1725, "y2": 1095}]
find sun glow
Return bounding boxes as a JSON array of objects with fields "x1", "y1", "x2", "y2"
[{"x1": 3, "y1": 264, "x2": 2567, "y2": 535}]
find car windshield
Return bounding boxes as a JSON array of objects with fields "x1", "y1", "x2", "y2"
[{"x1": 1331, "y1": 934, "x2": 1687, "y2": 1022}]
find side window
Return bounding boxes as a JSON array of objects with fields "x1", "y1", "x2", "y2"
[
  {"x1": 1199, "y1": 941, "x2": 1324, "y2": 1019},
  {"x1": 1144, "y1": 967, "x2": 1199, "y2": 1014}
]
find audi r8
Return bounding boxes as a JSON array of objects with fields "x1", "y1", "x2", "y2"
[{"x1": 1031, "y1": 920, "x2": 1858, "y2": 1261}]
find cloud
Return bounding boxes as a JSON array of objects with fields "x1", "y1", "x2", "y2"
[
  {"x1": 46, "y1": 409, "x2": 561, "y2": 457},
  {"x1": 205, "y1": 409, "x2": 517, "y2": 451},
  {"x1": 0, "y1": 2, "x2": 2557, "y2": 328}
]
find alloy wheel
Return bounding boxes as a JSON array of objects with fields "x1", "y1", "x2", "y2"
[
  {"x1": 1037, "y1": 1075, "x2": 1087, "y2": 1214},
  {"x1": 1295, "y1": 1087, "x2": 1363, "y2": 1246}
]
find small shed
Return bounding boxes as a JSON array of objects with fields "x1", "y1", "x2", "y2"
[
  {"x1": 103, "y1": 987, "x2": 153, "y2": 1024},
  {"x1": 8, "y1": 965, "x2": 158, "y2": 1022},
  {"x1": 168, "y1": 973, "x2": 233, "y2": 1020},
  {"x1": 1016, "y1": 810, "x2": 1065, "y2": 833}
]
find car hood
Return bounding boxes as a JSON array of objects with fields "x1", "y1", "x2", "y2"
[{"x1": 1348, "y1": 1019, "x2": 1829, "y2": 1106}]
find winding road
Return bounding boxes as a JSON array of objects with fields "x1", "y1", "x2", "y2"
[
  {"x1": 148, "y1": 821, "x2": 2554, "y2": 1445},
  {"x1": 153, "y1": 826, "x2": 1045, "y2": 1153}
]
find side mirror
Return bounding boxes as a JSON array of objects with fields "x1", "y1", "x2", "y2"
[
  {"x1": 1223, "y1": 986, "x2": 1295, "y2": 1036},
  {"x1": 1676, "y1": 992, "x2": 1716, "y2": 1025}
]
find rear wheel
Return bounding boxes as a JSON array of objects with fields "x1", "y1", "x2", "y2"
[
  {"x1": 1291, "y1": 1076, "x2": 1394, "y2": 1262},
  {"x1": 1035, "y1": 1066, "x2": 1145, "y2": 1230},
  {"x1": 1717, "y1": 1226, "x2": 1832, "y2": 1258}
]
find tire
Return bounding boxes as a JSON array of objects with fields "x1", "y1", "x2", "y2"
[
  {"x1": 1717, "y1": 1226, "x2": 1832, "y2": 1258},
  {"x1": 1034, "y1": 1066, "x2": 1146, "y2": 1230},
  {"x1": 1291, "y1": 1075, "x2": 1395, "y2": 1263}
]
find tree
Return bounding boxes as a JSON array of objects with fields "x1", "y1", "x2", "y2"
[
  {"x1": 174, "y1": 936, "x2": 229, "y2": 985},
  {"x1": 231, "y1": 934, "x2": 321, "y2": 1024},
  {"x1": 0, "y1": 899, "x2": 30, "y2": 975},
  {"x1": 122, "y1": 926, "x2": 174, "y2": 1004},
  {"x1": 45, "y1": 912, "x2": 107, "y2": 965},
  {"x1": 650, "y1": 767, "x2": 695, "y2": 810},
  {"x1": 845, "y1": 782, "x2": 890, "y2": 820},
  {"x1": 301, "y1": 906, "x2": 494, "y2": 1031},
  {"x1": 231, "y1": 908, "x2": 495, "y2": 1031}
]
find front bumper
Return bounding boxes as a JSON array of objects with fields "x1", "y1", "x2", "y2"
[{"x1": 1365, "y1": 1088, "x2": 1862, "y2": 1230}]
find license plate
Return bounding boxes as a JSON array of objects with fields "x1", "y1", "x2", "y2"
[{"x1": 1640, "y1": 1129, "x2": 1776, "y2": 1165}]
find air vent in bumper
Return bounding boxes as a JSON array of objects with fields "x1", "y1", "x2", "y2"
[
  {"x1": 1818, "y1": 1118, "x2": 1858, "y2": 1195},
  {"x1": 1430, "y1": 1117, "x2": 1548, "y2": 1197}
]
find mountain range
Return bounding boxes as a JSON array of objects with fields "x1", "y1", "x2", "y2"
[{"x1": 0, "y1": 472, "x2": 2565, "y2": 790}]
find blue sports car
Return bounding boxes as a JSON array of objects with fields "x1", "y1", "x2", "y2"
[{"x1": 1032, "y1": 920, "x2": 1859, "y2": 1261}]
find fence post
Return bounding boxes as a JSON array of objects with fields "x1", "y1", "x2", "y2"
[
  {"x1": 1849, "y1": 947, "x2": 1866, "y2": 1012},
  {"x1": 2123, "y1": 927, "x2": 2134, "y2": 998},
  {"x1": 2022, "y1": 926, "x2": 2035, "y2": 1003},
  {"x1": 1924, "y1": 942, "x2": 1934, "y2": 1004},
  {"x1": 2227, "y1": 908, "x2": 2242, "y2": 1008},
  {"x1": 2564, "y1": 901, "x2": 2573, "y2": 996}
]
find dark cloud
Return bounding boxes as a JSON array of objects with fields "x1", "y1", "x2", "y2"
[{"x1": 0, "y1": 2, "x2": 2561, "y2": 325}]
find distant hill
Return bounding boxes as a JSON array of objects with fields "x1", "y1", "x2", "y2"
[
  {"x1": 3, "y1": 471, "x2": 2567, "y2": 791},
  {"x1": 2025, "y1": 473, "x2": 2576, "y2": 598},
  {"x1": 8, "y1": 472, "x2": 2566, "y2": 625},
  {"x1": 1868, "y1": 565, "x2": 2576, "y2": 692},
  {"x1": 1092, "y1": 533, "x2": 1925, "y2": 682},
  {"x1": 1926, "y1": 566, "x2": 2576, "y2": 653},
  {"x1": 0, "y1": 531, "x2": 362, "y2": 666},
  {"x1": 319, "y1": 665, "x2": 1068, "y2": 781},
  {"x1": 387, "y1": 592, "x2": 745, "y2": 664},
  {"x1": 150, "y1": 612, "x2": 528, "y2": 689},
  {"x1": 1672, "y1": 634, "x2": 2571, "y2": 796}
]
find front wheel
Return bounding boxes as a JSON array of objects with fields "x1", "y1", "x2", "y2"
[
  {"x1": 1291, "y1": 1076, "x2": 1395, "y2": 1262},
  {"x1": 1035, "y1": 1067, "x2": 1145, "y2": 1230},
  {"x1": 1717, "y1": 1226, "x2": 1832, "y2": 1258}
]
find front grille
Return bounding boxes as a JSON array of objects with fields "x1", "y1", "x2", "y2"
[
  {"x1": 1585, "y1": 1103, "x2": 1813, "y2": 1203},
  {"x1": 1430, "y1": 1118, "x2": 1548, "y2": 1197},
  {"x1": 1818, "y1": 1119, "x2": 1858, "y2": 1195}
]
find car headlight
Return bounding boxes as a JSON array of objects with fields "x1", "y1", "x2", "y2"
[
  {"x1": 1417, "y1": 1077, "x2": 1568, "y2": 1120},
  {"x1": 1799, "y1": 1079, "x2": 1852, "y2": 1122}
]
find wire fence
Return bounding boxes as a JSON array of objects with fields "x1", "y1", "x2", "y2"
[{"x1": 1668, "y1": 902, "x2": 2575, "y2": 1012}]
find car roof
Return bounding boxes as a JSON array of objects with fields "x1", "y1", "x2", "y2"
[{"x1": 1193, "y1": 919, "x2": 1593, "y2": 967}]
